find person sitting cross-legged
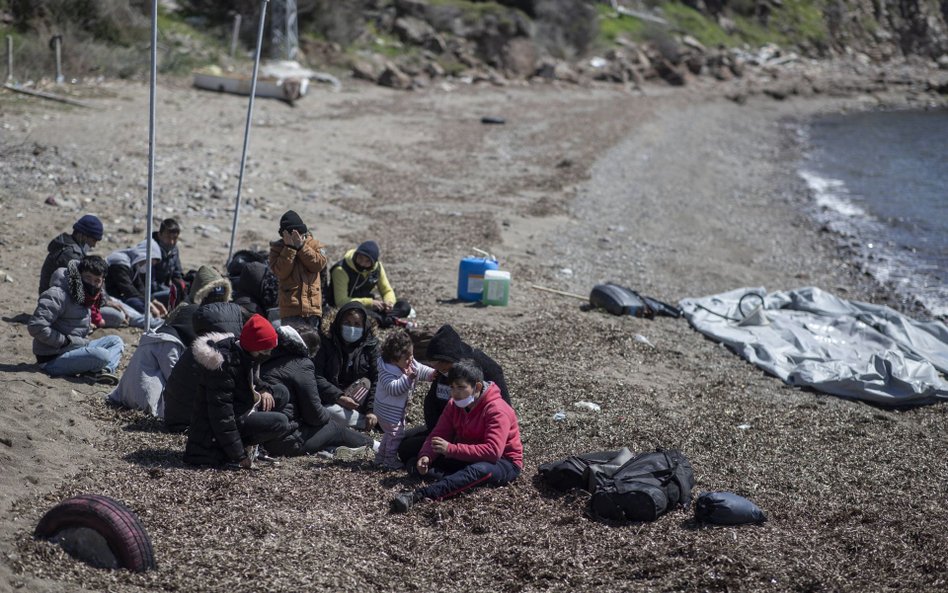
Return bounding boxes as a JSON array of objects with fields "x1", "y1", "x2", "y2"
[
  {"x1": 313, "y1": 301, "x2": 379, "y2": 432},
  {"x1": 261, "y1": 323, "x2": 377, "y2": 458},
  {"x1": 28, "y1": 255, "x2": 125, "y2": 385},
  {"x1": 391, "y1": 358, "x2": 522, "y2": 513}
]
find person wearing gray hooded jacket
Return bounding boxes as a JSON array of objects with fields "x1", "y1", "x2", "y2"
[
  {"x1": 106, "y1": 266, "x2": 233, "y2": 417},
  {"x1": 105, "y1": 238, "x2": 168, "y2": 320},
  {"x1": 28, "y1": 255, "x2": 125, "y2": 383}
]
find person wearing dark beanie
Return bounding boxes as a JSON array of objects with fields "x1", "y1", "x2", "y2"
[
  {"x1": 73, "y1": 214, "x2": 104, "y2": 241},
  {"x1": 268, "y1": 210, "x2": 327, "y2": 329},
  {"x1": 185, "y1": 314, "x2": 293, "y2": 468},
  {"x1": 278, "y1": 210, "x2": 308, "y2": 235},
  {"x1": 329, "y1": 240, "x2": 412, "y2": 328},
  {"x1": 38, "y1": 214, "x2": 104, "y2": 294}
]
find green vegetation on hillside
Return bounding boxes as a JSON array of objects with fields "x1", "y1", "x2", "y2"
[{"x1": 596, "y1": 0, "x2": 830, "y2": 52}]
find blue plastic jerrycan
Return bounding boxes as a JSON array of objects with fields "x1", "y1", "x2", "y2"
[{"x1": 457, "y1": 249, "x2": 498, "y2": 302}]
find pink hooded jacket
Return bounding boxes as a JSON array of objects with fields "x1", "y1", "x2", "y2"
[{"x1": 420, "y1": 381, "x2": 523, "y2": 468}]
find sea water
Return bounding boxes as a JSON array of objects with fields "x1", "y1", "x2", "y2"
[{"x1": 798, "y1": 109, "x2": 948, "y2": 317}]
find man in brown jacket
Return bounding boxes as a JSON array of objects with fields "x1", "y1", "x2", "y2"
[{"x1": 268, "y1": 210, "x2": 327, "y2": 328}]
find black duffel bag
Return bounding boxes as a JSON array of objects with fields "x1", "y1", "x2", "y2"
[{"x1": 589, "y1": 449, "x2": 695, "y2": 522}]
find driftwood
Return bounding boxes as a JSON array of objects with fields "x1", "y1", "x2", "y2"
[
  {"x1": 531, "y1": 284, "x2": 588, "y2": 301},
  {"x1": 2, "y1": 83, "x2": 93, "y2": 108}
]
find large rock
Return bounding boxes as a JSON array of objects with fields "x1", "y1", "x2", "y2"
[
  {"x1": 393, "y1": 16, "x2": 436, "y2": 46},
  {"x1": 502, "y1": 37, "x2": 538, "y2": 76},
  {"x1": 378, "y1": 62, "x2": 413, "y2": 89},
  {"x1": 350, "y1": 59, "x2": 378, "y2": 82},
  {"x1": 655, "y1": 59, "x2": 688, "y2": 86},
  {"x1": 534, "y1": 59, "x2": 580, "y2": 83}
]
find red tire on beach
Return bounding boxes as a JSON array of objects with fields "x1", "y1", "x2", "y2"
[{"x1": 34, "y1": 494, "x2": 157, "y2": 572}]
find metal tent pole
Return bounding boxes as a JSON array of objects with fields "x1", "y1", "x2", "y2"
[
  {"x1": 226, "y1": 0, "x2": 270, "y2": 266},
  {"x1": 143, "y1": 0, "x2": 159, "y2": 334}
]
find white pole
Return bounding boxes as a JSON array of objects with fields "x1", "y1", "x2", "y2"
[
  {"x1": 143, "y1": 0, "x2": 159, "y2": 334},
  {"x1": 52, "y1": 36, "x2": 64, "y2": 84},
  {"x1": 6, "y1": 36, "x2": 12, "y2": 83},
  {"x1": 230, "y1": 14, "x2": 242, "y2": 58},
  {"x1": 226, "y1": 0, "x2": 270, "y2": 265}
]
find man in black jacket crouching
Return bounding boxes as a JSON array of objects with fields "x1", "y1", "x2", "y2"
[{"x1": 184, "y1": 314, "x2": 294, "y2": 468}]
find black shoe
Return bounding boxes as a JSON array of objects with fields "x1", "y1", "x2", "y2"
[
  {"x1": 391, "y1": 491, "x2": 416, "y2": 513},
  {"x1": 85, "y1": 370, "x2": 119, "y2": 386}
]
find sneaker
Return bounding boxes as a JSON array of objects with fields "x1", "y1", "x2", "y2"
[
  {"x1": 390, "y1": 491, "x2": 416, "y2": 513},
  {"x1": 334, "y1": 445, "x2": 371, "y2": 461},
  {"x1": 85, "y1": 370, "x2": 119, "y2": 386}
]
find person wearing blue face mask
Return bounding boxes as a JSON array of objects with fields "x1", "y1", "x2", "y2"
[{"x1": 313, "y1": 301, "x2": 379, "y2": 432}]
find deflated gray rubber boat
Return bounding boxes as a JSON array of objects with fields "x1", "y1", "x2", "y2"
[{"x1": 680, "y1": 286, "x2": 948, "y2": 407}]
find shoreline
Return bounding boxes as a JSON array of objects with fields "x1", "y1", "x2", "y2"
[
  {"x1": 790, "y1": 108, "x2": 948, "y2": 320},
  {"x1": 1, "y1": 77, "x2": 946, "y2": 593}
]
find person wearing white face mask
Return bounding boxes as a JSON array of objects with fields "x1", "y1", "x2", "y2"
[
  {"x1": 390, "y1": 358, "x2": 523, "y2": 513},
  {"x1": 314, "y1": 301, "x2": 379, "y2": 431}
]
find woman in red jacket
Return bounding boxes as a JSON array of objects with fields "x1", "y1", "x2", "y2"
[{"x1": 390, "y1": 358, "x2": 523, "y2": 512}]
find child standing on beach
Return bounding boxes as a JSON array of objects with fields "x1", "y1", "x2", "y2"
[{"x1": 374, "y1": 331, "x2": 436, "y2": 469}]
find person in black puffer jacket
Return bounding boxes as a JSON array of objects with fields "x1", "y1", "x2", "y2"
[
  {"x1": 313, "y1": 301, "x2": 379, "y2": 431},
  {"x1": 397, "y1": 324, "x2": 510, "y2": 463},
  {"x1": 261, "y1": 324, "x2": 374, "y2": 456},
  {"x1": 184, "y1": 315, "x2": 293, "y2": 467},
  {"x1": 162, "y1": 301, "x2": 249, "y2": 433}
]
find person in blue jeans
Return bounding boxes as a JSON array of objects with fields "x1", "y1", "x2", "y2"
[
  {"x1": 28, "y1": 255, "x2": 125, "y2": 385},
  {"x1": 391, "y1": 358, "x2": 523, "y2": 513}
]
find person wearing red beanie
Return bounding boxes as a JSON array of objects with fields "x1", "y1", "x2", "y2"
[
  {"x1": 185, "y1": 314, "x2": 295, "y2": 468},
  {"x1": 240, "y1": 314, "x2": 278, "y2": 354}
]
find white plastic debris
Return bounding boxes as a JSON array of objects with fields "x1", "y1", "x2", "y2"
[
  {"x1": 634, "y1": 334, "x2": 654, "y2": 347},
  {"x1": 573, "y1": 401, "x2": 601, "y2": 413},
  {"x1": 737, "y1": 423, "x2": 752, "y2": 430},
  {"x1": 552, "y1": 411, "x2": 567, "y2": 422}
]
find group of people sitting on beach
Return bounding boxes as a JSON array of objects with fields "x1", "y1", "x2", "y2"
[{"x1": 27, "y1": 210, "x2": 522, "y2": 512}]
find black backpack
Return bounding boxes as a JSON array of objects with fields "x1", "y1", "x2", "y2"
[
  {"x1": 588, "y1": 283, "x2": 682, "y2": 318},
  {"x1": 588, "y1": 450, "x2": 695, "y2": 522}
]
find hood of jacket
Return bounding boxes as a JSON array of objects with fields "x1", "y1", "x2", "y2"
[
  {"x1": 140, "y1": 329, "x2": 184, "y2": 348},
  {"x1": 192, "y1": 332, "x2": 238, "y2": 371},
  {"x1": 52, "y1": 260, "x2": 93, "y2": 305},
  {"x1": 47, "y1": 232, "x2": 83, "y2": 256},
  {"x1": 426, "y1": 324, "x2": 474, "y2": 363},
  {"x1": 193, "y1": 302, "x2": 246, "y2": 337},
  {"x1": 236, "y1": 261, "x2": 268, "y2": 302},
  {"x1": 106, "y1": 239, "x2": 159, "y2": 270},
  {"x1": 342, "y1": 248, "x2": 380, "y2": 277},
  {"x1": 189, "y1": 265, "x2": 232, "y2": 305},
  {"x1": 272, "y1": 325, "x2": 309, "y2": 359},
  {"x1": 326, "y1": 300, "x2": 375, "y2": 348},
  {"x1": 472, "y1": 380, "x2": 502, "y2": 411}
]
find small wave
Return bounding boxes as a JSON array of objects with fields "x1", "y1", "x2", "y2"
[{"x1": 798, "y1": 170, "x2": 867, "y2": 218}]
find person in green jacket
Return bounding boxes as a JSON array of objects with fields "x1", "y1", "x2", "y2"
[{"x1": 329, "y1": 240, "x2": 411, "y2": 327}]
